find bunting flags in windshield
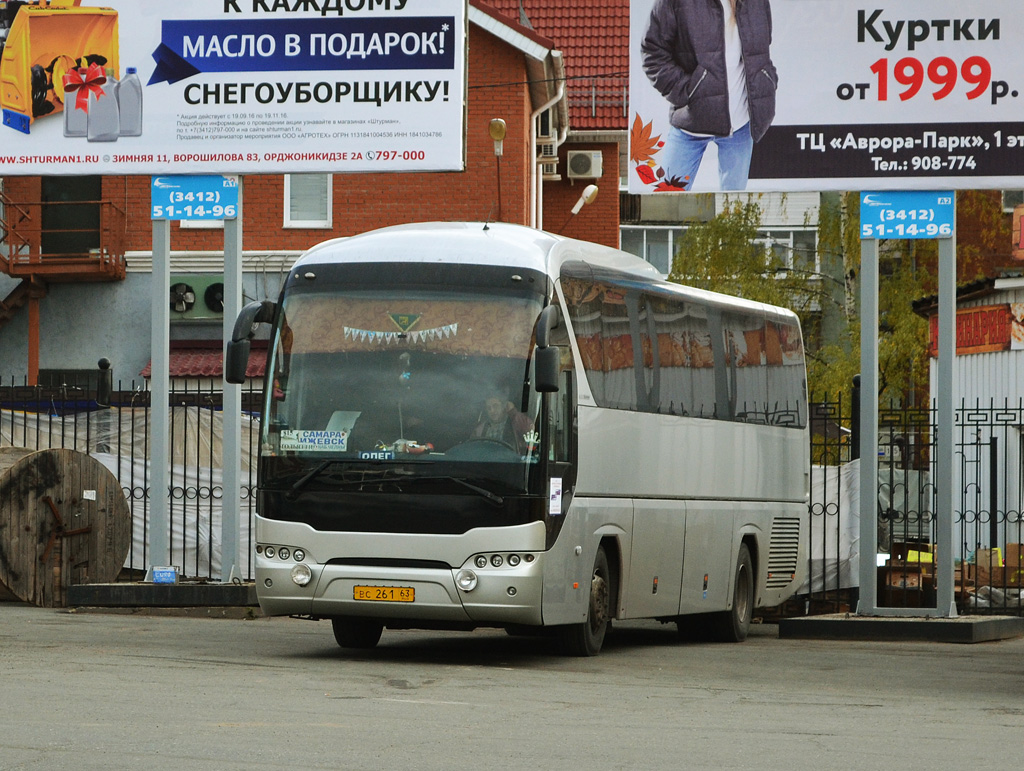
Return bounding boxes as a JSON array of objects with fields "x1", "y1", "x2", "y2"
[{"x1": 343, "y1": 323, "x2": 458, "y2": 345}]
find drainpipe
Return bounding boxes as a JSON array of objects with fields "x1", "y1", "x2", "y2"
[
  {"x1": 28, "y1": 283, "x2": 39, "y2": 386},
  {"x1": 530, "y1": 51, "x2": 566, "y2": 231}
]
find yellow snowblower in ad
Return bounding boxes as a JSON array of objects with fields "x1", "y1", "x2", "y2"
[{"x1": 0, "y1": 0, "x2": 119, "y2": 134}]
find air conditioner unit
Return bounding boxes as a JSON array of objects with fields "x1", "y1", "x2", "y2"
[
  {"x1": 169, "y1": 275, "x2": 225, "y2": 321},
  {"x1": 567, "y1": 150, "x2": 603, "y2": 180}
]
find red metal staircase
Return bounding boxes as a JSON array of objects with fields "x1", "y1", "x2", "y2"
[{"x1": 1, "y1": 187, "x2": 126, "y2": 383}]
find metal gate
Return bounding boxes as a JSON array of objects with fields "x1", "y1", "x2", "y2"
[{"x1": 3, "y1": 376, "x2": 1022, "y2": 614}]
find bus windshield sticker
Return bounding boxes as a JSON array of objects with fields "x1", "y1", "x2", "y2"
[
  {"x1": 280, "y1": 430, "x2": 350, "y2": 453},
  {"x1": 549, "y1": 477, "x2": 563, "y2": 515},
  {"x1": 388, "y1": 313, "x2": 422, "y2": 333}
]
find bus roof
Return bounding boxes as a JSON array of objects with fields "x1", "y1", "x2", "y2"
[
  {"x1": 292, "y1": 221, "x2": 799, "y2": 323},
  {"x1": 294, "y1": 221, "x2": 661, "y2": 280}
]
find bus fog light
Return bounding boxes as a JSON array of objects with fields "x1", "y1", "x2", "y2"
[
  {"x1": 455, "y1": 569, "x2": 478, "y2": 592},
  {"x1": 290, "y1": 564, "x2": 312, "y2": 587},
  {"x1": 507, "y1": 586, "x2": 517, "y2": 596},
  {"x1": 264, "y1": 578, "x2": 273, "y2": 588}
]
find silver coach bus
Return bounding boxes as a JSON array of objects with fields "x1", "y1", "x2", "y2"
[{"x1": 226, "y1": 222, "x2": 809, "y2": 656}]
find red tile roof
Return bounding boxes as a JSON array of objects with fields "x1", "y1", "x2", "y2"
[
  {"x1": 140, "y1": 342, "x2": 265, "y2": 379},
  {"x1": 484, "y1": 0, "x2": 629, "y2": 132}
]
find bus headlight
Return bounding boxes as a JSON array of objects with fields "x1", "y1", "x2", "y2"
[
  {"x1": 455, "y1": 569, "x2": 478, "y2": 592},
  {"x1": 290, "y1": 564, "x2": 312, "y2": 587}
]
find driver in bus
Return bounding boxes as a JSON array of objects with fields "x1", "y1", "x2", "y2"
[{"x1": 472, "y1": 395, "x2": 534, "y2": 454}]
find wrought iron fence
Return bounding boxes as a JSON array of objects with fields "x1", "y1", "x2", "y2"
[
  {"x1": 0, "y1": 376, "x2": 261, "y2": 581},
  {"x1": 804, "y1": 391, "x2": 1024, "y2": 616},
  {"x1": 2, "y1": 375, "x2": 1022, "y2": 615}
]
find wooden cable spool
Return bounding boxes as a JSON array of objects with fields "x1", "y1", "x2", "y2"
[{"x1": 0, "y1": 447, "x2": 131, "y2": 607}]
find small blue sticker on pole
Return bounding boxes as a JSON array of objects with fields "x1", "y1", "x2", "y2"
[
  {"x1": 860, "y1": 191, "x2": 954, "y2": 240},
  {"x1": 151, "y1": 175, "x2": 239, "y2": 220}
]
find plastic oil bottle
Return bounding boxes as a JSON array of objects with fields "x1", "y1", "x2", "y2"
[
  {"x1": 117, "y1": 67, "x2": 143, "y2": 137},
  {"x1": 63, "y1": 90, "x2": 88, "y2": 137},
  {"x1": 86, "y1": 68, "x2": 119, "y2": 142}
]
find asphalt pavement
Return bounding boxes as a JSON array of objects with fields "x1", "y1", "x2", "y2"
[{"x1": 1, "y1": 603, "x2": 1022, "y2": 770}]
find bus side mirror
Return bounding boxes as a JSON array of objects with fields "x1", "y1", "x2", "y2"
[
  {"x1": 534, "y1": 304, "x2": 561, "y2": 393},
  {"x1": 535, "y1": 347, "x2": 560, "y2": 393},
  {"x1": 225, "y1": 300, "x2": 276, "y2": 385},
  {"x1": 535, "y1": 305, "x2": 559, "y2": 348}
]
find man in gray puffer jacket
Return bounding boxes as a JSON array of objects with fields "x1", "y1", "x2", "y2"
[{"x1": 641, "y1": 0, "x2": 777, "y2": 191}]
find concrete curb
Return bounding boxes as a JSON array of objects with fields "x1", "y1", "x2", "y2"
[
  {"x1": 779, "y1": 613, "x2": 1024, "y2": 643},
  {"x1": 66, "y1": 582, "x2": 258, "y2": 608}
]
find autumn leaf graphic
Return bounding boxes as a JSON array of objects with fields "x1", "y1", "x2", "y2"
[
  {"x1": 635, "y1": 165, "x2": 657, "y2": 184},
  {"x1": 629, "y1": 114, "x2": 662, "y2": 164},
  {"x1": 654, "y1": 177, "x2": 690, "y2": 192}
]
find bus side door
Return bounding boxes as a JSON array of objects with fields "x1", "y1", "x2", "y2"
[{"x1": 621, "y1": 500, "x2": 686, "y2": 618}]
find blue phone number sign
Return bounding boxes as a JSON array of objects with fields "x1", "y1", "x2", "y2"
[
  {"x1": 151, "y1": 175, "x2": 239, "y2": 220},
  {"x1": 860, "y1": 191, "x2": 955, "y2": 239}
]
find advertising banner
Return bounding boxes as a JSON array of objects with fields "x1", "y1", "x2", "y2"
[
  {"x1": 629, "y1": 0, "x2": 1024, "y2": 193},
  {"x1": 0, "y1": 0, "x2": 467, "y2": 176},
  {"x1": 926, "y1": 303, "x2": 1024, "y2": 357}
]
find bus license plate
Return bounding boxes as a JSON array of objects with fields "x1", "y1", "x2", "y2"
[{"x1": 353, "y1": 585, "x2": 415, "y2": 602}]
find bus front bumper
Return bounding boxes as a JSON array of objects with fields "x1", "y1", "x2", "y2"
[{"x1": 256, "y1": 558, "x2": 544, "y2": 627}]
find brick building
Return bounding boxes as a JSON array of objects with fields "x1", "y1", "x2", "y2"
[{"x1": 0, "y1": 1, "x2": 621, "y2": 383}]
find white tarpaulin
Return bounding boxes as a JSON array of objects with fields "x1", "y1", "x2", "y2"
[
  {"x1": 802, "y1": 461, "x2": 861, "y2": 595},
  {"x1": 2, "y1": 406, "x2": 259, "y2": 579}
]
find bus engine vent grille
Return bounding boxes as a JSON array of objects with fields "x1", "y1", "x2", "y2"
[{"x1": 766, "y1": 517, "x2": 801, "y2": 588}]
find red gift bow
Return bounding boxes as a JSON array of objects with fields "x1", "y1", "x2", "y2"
[{"x1": 62, "y1": 63, "x2": 108, "y2": 112}]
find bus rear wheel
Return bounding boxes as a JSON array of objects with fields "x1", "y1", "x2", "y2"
[
  {"x1": 557, "y1": 546, "x2": 611, "y2": 656},
  {"x1": 331, "y1": 616, "x2": 384, "y2": 649},
  {"x1": 711, "y1": 543, "x2": 754, "y2": 642}
]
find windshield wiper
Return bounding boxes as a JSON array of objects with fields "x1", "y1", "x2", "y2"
[
  {"x1": 286, "y1": 465, "x2": 504, "y2": 505},
  {"x1": 409, "y1": 476, "x2": 505, "y2": 505},
  {"x1": 287, "y1": 460, "x2": 343, "y2": 498},
  {"x1": 286, "y1": 463, "x2": 413, "y2": 497}
]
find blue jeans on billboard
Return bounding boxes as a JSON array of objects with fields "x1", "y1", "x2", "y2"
[{"x1": 663, "y1": 122, "x2": 753, "y2": 191}]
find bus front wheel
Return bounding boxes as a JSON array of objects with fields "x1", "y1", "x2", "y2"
[
  {"x1": 331, "y1": 616, "x2": 384, "y2": 649},
  {"x1": 711, "y1": 542, "x2": 754, "y2": 642},
  {"x1": 557, "y1": 546, "x2": 611, "y2": 656}
]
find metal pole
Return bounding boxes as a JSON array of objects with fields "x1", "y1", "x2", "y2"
[
  {"x1": 149, "y1": 218, "x2": 171, "y2": 570},
  {"x1": 221, "y1": 179, "x2": 243, "y2": 583},
  {"x1": 989, "y1": 437, "x2": 998, "y2": 549},
  {"x1": 935, "y1": 235, "x2": 957, "y2": 617},
  {"x1": 857, "y1": 239, "x2": 879, "y2": 615},
  {"x1": 851, "y1": 374, "x2": 861, "y2": 461}
]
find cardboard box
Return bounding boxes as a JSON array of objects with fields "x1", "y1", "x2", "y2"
[
  {"x1": 1006, "y1": 544, "x2": 1024, "y2": 568},
  {"x1": 881, "y1": 564, "x2": 927, "y2": 588},
  {"x1": 976, "y1": 565, "x2": 1024, "y2": 588},
  {"x1": 975, "y1": 547, "x2": 1002, "y2": 568}
]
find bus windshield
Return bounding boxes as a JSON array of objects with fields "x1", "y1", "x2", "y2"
[{"x1": 261, "y1": 278, "x2": 547, "y2": 495}]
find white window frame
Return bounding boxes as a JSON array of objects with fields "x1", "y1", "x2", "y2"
[
  {"x1": 1002, "y1": 190, "x2": 1024, "y2": 213},
  {"x1": 284, "y1": 173, "x2": 333, "y2": 228},
  {"x1": 755, "y1": 229, "x2": 819, "y2": 274},
  {"x1": 620, "y1": 225, "x2": 818, "y2": 277}
]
